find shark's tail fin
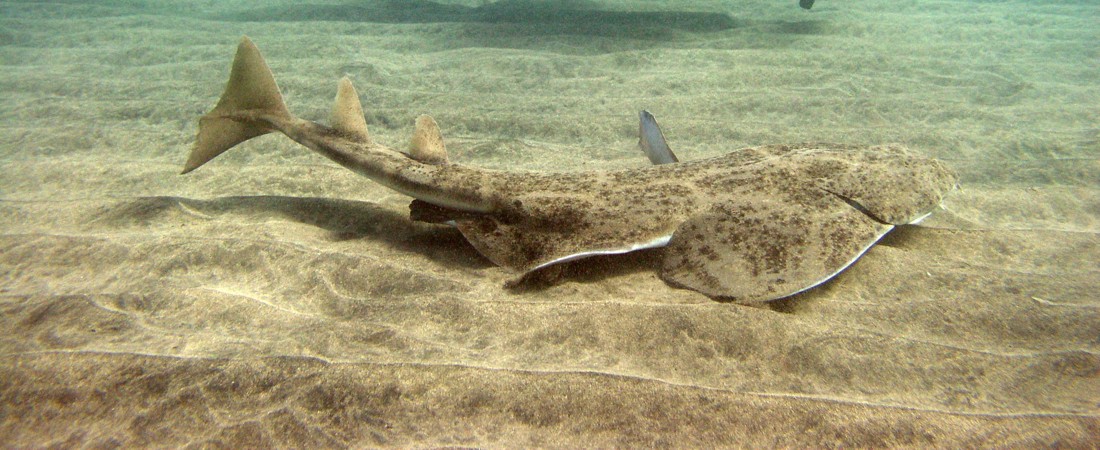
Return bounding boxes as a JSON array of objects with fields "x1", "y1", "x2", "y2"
[{"x1": 183, "y1": 36, "x2": 291, "y2": 174}]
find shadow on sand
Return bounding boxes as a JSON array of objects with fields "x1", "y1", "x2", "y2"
[{"x1": 222, "y1": 0, "x2": 743, "y2": 36}]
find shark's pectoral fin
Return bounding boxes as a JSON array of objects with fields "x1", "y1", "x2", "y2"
[
  {"x1": 660, "y1": 195, "x2": 893, "y2": 303},
  {"x1": 638, "y1": 110, "x2": 679, "y2": 165},
  {"x1": 812, "y1": 146, "x2": 958, "y2": 224}
]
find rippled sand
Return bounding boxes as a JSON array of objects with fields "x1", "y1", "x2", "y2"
[{"x1": 1, "y1": 0, "x2": 1097, "y2": 447}]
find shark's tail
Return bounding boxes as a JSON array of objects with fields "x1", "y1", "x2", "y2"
[{"x1": 182, "y1": 36, "x2": 292, "y2": 174}]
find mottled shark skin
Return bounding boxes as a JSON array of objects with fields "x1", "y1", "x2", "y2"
[{"x1": 183, "y1": 37, "x2": 957, "y2": 303}]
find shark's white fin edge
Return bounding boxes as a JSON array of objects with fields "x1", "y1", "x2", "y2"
[
  {"x1": 907, "y1": 211, "x2": 934, "y2": 225},
  {"x1": 788, "y1": 224, "x2": 895, "y2": 297},
  {"x1": 529, "y1": 234, "x2": 673, "y2": 272}
]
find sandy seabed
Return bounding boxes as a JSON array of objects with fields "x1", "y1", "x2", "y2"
[{"x1": 1, "y1": 0, "x2": 1097, "y2": 447}]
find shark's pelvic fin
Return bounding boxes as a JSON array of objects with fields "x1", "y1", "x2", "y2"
[
  {"x1": 408, "y1": 114, "x2": 449, "y2": 165},
  {"x1": 331, "y1": 77, "x2": 371, "y2": 144},
  {"x1": 638, "y1": 110, "x2": 679, "y2": 165},
  {"x1": 184, "y1": 36, "x2": 290, "y2": 174}
]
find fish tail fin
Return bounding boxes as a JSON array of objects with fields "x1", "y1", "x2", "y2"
[{"x1": 183, "y1": 36, "x2": 291, "y2": 174}]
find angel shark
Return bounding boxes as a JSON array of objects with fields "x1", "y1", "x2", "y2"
[{"x1": 183, "y1": 37, "x2": 957, "y2": 303}]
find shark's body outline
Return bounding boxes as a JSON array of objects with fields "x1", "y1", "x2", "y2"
[{"x1": 184, "y1": 37, "x2": 957, "y2": 303}]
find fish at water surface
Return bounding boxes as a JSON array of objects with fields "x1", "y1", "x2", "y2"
[{"x1": 182, "y1": 37, "x2": 957, "y2": 304}]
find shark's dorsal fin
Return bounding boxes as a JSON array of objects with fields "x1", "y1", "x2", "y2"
[
  {"x1": 330, "y1": 77, "x2": 371, "y2": 144},
  {"x1": 408, "y1": 114, "x2": 449, "y2": 165},
  {"x1": 638, "y1": 110, "x2": 679, "y2": 165}
]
